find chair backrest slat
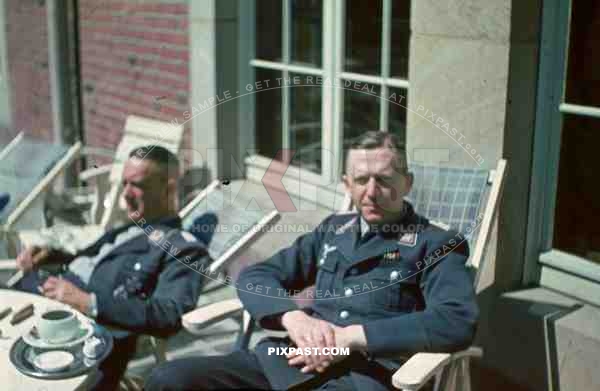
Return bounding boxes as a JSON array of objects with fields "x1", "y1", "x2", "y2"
[
  {"x1": 99, "y1": 116, "x2": 184, "y2": 228},
  {"x1": 0, "y1": 137, "x2": 71, "y2": 223},
  {"x1": 407, "y1": 164, "x2": 491, "y2": 250},
  {"x1": 181, "y1": 183, "x2": 277, "y2": 263},
  {"x1": 109, "y1": 115, "x2": 184, "y2": 182}
]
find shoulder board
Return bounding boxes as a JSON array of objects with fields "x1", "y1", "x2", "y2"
[
  {"x1": 397, "y1": 232, "x2": 418, "y2": 247},
  {"x1": 180, "y1": 231, "x2": 198, "y2": 243}
]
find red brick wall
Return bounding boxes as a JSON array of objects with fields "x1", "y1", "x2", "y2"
[
  {"x1": 78, "y1": 0, "x2": 191, "y2": 167},
  {"x1": 2, "y1": 0, "x2": 192, "y2": 167},
  {"x1": 4, "y1": 0, "x2": 53, "y2": 142}
]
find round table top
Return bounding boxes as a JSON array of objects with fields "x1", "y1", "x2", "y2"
[{"x1": 0, "y1": 289, "x2": 94, "y2": 391}]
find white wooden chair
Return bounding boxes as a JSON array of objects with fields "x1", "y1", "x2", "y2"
[
  {"x1": 179, "y1": 159, "x2": 507, "y2": 391},
  {"x1": 5, "y1": 116, "x2": 184, "y2": 258},
  {"x1": 0, "y1": 132, "x2": 82, "y2": 257}
]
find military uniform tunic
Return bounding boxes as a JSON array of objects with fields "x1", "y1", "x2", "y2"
[{"x1": 237, "y1": 202, "x2": 478, "y2": 389}]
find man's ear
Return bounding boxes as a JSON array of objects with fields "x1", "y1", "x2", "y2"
[
  {"x1": 342, "y1": 174, "x2": 352, "y2": 193},
  {"x1": 165, "y1": 176, "x2": 179, "y2": 209}
]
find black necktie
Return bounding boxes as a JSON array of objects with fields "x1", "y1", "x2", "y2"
[{"x1": 357, "y1": 229, "x2": 376, "y2": 247}]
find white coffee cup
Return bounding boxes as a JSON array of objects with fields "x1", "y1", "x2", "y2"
[{"x1": 37, "y1": 309, "x2": 80, "y2": 344}]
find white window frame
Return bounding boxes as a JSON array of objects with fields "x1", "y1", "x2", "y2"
[
  {"x1": 240, "y1": 0, "x2": 410, "y2": 204},
  {"x1": 525, "y1": 0, "x2": 600, "y2": 305}
]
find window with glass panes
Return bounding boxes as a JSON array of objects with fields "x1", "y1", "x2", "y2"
[
  {"x1": 250, "y1": 0, "x2": 410, "y2": 179},
  {"x1": 551, "y1": 0, "x2": 600, "y2": 264},
  {"x1": 526, "y1": 0, "x2": 600, "y2": 297}
]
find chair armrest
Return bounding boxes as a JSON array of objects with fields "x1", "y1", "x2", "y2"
[
  {"x1": 391, "y1": 347, "x2": 483, "y2": 390},
  {"x1": 0, "y1": 259, "x2": 17, "y2": 271},
  {"x1": 182, "y1": 298, "x2": 244, "y2": 335},
  {"x1": 0, "y1": 259, "x2": 20, "y2": 288},
  {"x1": 449, "y1": 346, "x2": 483, "y2": 360},
  {"x1": 79, "y1": 164, "x2": 112, "y2": 182},
  {"x1": 392, "y1": 352, "x2": 451, "y2": 390}
]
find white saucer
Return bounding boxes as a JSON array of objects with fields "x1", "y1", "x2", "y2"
[
  {"x1": 22, "y1": 321, "x2": 94, "y2": 349},
  {"x1": 33, "y1": 351, "x2": 74, "y2": 372}
]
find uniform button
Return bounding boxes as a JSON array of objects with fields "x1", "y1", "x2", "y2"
[
  {"x1": 349, "y1": 268, "x2": 358, "y2": 276},
  {"x1": 134, "y1": 262, "x2": 141, "y2": 271},
  {"x1": 390, "y1": 270, "x2": 399, "y2": 280},
  {"x1": 339, "y1": 310, "x2": 349, "y2": 319},
  {"x1": 344, "y1": 288, "x2": 353, "y2": 297},
  {"x1": 318, "y1": 258, "x2": 325, "y2": 266}
]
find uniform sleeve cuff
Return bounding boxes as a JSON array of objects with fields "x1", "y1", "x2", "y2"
[
  {"x1": 256, "y1": 302, "x2": 301, "y2": 330},
  {"x1": 363, "y1": 313, "x2": 429, "y2": 356},
  {"x1": 86, "y1": 293, "x2": 98, "y2": 318}
]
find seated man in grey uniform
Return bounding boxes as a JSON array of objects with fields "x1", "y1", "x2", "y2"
[
  {"x1": 14, "y1": 146, "x2": 210, "y2": 390},
  {"x1": 146, "y1": 131, "x2": 478, "y2": 391}
]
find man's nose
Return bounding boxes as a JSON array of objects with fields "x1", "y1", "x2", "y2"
[{"x1": 365, "y1": 177, "x2": 379, "y2": 198}]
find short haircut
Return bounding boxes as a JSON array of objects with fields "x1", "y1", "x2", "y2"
[
  {"x1": 346, "y1": 130, "x2": 409, "y2": 174},
  {"x1": 129, "y1": 145, "x2": 180, "y2": 178}
]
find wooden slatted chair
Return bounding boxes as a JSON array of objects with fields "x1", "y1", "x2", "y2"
[
  {"x1": 179, "y1": 159, "x2": 507, "y2": 391},
  {"x1": 6, "y1": 116, "x2": 185, "y2": 258},
  {"x1": 0, "y1": 132, "x2": 82, "y2": 257},
  {"x1": 147, "y1": 179, "x2": 281, "y2": 362}
]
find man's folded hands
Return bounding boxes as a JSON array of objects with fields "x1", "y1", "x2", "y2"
[{"x1": 281, "y1": 309, "x2": 367, "y2": 374}]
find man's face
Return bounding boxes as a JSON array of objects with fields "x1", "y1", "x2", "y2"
[
  {"x1": 343, "y1": 147, "x2": 412, "y2": 224},
  {"x1": 121, "y1": 158, "x2": 168, "y2": 221}
]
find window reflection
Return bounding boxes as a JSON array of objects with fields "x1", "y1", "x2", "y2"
[
  {"x1": 290, "y1": 74, "x2": 322, "y2": 173},
  {"x1": 256, "y1": 0, "x2": 282, "y2": 61},
  {"x1": 345, "y1": 0, "x2": 382, "y2": 75},
  {"x1": 390, "y1": 1, "x2": 411, "y2": 78},
  {"x1": 342, "y1": 83, "x2": 381, "y2": 163},
  {"x1": 255, "y1": 68, "x2": 282, "y2": 160},
  {"x1": 388, "y1": 87, "x2": 408, "y2": 139},
  {"x1": 553, "y1": 115, "x2": 600, "y2": 263},
  {"x1": 564, "y1": 1, "x2": 600, "y2": 108},
  {"x1": 291, "y1": 0, "x2": 322, "y2": 67},
  {"x1": 553, "y1": 1, "x2": 600, "y2": 264}
]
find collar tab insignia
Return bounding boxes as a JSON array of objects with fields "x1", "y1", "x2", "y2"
[
  {"x1": 335, "y1": 217, "x2": 358, "y2": 235},
  {"x1": 398, "y1": 232, "x2": 418, "y2": 247}
]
